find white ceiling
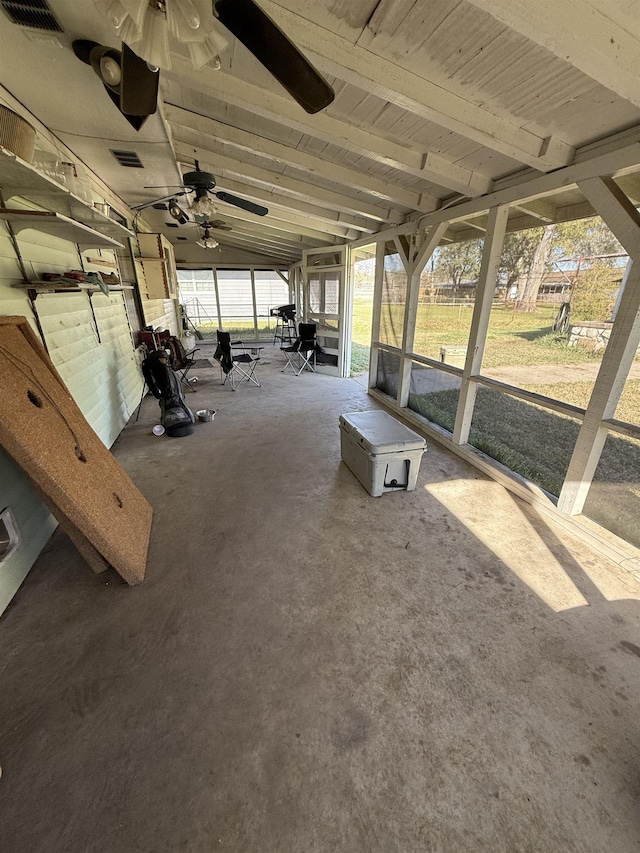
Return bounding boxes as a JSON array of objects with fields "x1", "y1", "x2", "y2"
[{"x1": 1, "y1": 0, "x2": 639, "y2": 266}]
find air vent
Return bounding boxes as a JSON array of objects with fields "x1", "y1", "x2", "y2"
[
  {"x1": 152, "y1": 203, "x2": 168, "y2": 210},
  {"x1": 176, "y1": 236, "x2": 187, "y2": 241},
  {"x1": 1, "y1": 0, "x2": 62, "y2": 31},
  {"x1": 165, "y1": 222, "x2": 179, "y2": 228},
  {"x1": 110, "y1": 149, "x2": 144, "y2": 168}
]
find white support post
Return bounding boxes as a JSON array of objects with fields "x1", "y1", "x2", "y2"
[
  {"x1": 558, "y1": 259, "x2": 640, "y2": 514},
  {"x1": 578, "y1": 178, "x2": 640, "y2": 258},
  {"x1": 250, "y1": 268, "x2": 258, "y2": 339},
  {"x1": 557, "y1": 178, "x2": 640, "y2": 514},
  {"x1": 213, "y1": 267, "x2": 222, "y2": 330},
  {"x1": 340, "y1": 245, "x2": 353, "y2": 379},
  {"x1": 394, "y1": 235, "x2": 414, "y2": 409},
  {"x1": 397, "y1": 224, "x2": 449, "y2": 407},
  {"x1": 368, "y1": 239, "x2": 386, "y2": 390},
  {"x1": 453, "y1": 205, "x2": 509, "y2": 445}
]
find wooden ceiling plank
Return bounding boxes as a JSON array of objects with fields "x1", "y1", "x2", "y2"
[
  {"x1": 257, "y1": 0, "x2": 575, "y2": 171},
  {"x1": 168, "y1": 108, "x2": 436, "y2": 211},
  {"x1": 173, "y1": 141, "x2": 404, "y2": 222},
  {"x1": 162, "y1": 69, "x2": 492, "y2": 196},
  {"x1": 466, "y1": 0, "x2": 640, "y2": 110}
]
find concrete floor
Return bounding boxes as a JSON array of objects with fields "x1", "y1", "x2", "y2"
[{"x1": 1, "y1": 344, "x2": 640, "y2": 852}]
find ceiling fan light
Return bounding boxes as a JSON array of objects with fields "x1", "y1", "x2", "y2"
[
  {"x1": 196, "y1": 236, "x2": 219, "y2": 249},
  {"x1": 96, "y1": 0, "x2": 226, "y2": 72},
  {"x1": 167, "y1": 0, "x2": 201, "y2": 41},
  {"x1": 94, "y1": 0, "x2": 144, "y2": 40},
  {"x1": 187, "y1": 35, "x2": 225, "y2": 70},
  {"x1": 190, "y1": 194, "x2": 218, "y2": 217},
  {"x1": 134, "y1": 5, "x2": 172, "y2": 70}
]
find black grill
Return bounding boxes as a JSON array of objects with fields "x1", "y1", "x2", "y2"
[
  {"x1": 0, "y1": 0, "x2": 62, "y2": 31},
  {"x1": 110, "y1": 149, "x2": 144, "y2": 168}
]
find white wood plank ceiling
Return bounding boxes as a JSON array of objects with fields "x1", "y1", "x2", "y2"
[{"x1": 0, "y1": 0, "x2": 639, "y2": 265}]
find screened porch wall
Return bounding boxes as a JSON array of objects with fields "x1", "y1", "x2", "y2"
[
  {"x1": 367, "y1": 188, "x2": 640, "y2": 557},
  {"x1": 177, "y1": 268, "x2": 290, "y2": 340}
]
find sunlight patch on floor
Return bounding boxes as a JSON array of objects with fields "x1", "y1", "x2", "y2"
[{"x1": 425, "y1": 478, "x2": 614, "y2": 612}]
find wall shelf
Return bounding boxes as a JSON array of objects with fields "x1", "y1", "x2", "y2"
[
  {"x1": 0, "y1": 209, "x2": 124, "y2": 250},
  {"x1": 11, "y1": 281, "x2": 133, "y2": 300},
  {"x1": 0, "y1": 146, "x2": 133, "y2": 243}
]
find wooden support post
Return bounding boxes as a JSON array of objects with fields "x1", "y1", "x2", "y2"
[
  {"x1": 558, "y1": 259, "x2": 640, "y2": 514},
  {"x1": 397, "y1": 224, "x2": 449, "y2": 408},
  {"x1": 368, "y1": 240, "x2": 386, "y2": 390},
  {"x1": 557, "y1": 178, "x2": 640, "y2": 515},
  {"x1": 250, "y1": 268, "x2": 259, "y2": 339},
  {"x1": 213, "y1": 268, "x2": 222, "y2": 329},
  {"x1": 453, "y1": 204, "x2": 509, "y2": 445}
]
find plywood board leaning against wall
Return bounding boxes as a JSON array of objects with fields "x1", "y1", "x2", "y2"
[{"x1": 0, "y1": 316, "x2": 152, "y2": 585}]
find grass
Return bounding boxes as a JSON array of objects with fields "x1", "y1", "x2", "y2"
[
  {"x1": 523, "y1": 379, "x2": 640, "y2": 425},
  {"x1": 407, "y1": 386, "x2": 640, "y2": 548},
  {"x1": 197, "y1": 320, "x2": 275, "y2": 340},
  {"x1": 366, "y1": 301, "x2": 605, "y2": 367}
]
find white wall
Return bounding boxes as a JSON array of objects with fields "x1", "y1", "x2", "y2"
[{"x1": 0, "y1": 220, "x2": 147, "y2": 614}]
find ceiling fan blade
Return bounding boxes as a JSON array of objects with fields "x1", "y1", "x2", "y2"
[
  {"x1": 120, "y1": 43, "x2": 159, "y2": 117},
  {"x1": 213, "y1": 0, "x2": 334, "y2": 114},
  {"x1": 215, "y1": 191, "x2": 268, "y2": 216}
]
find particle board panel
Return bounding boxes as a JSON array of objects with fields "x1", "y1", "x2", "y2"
[{"x1": 0, "y1": 316, "x2": 151, "y2": 585}]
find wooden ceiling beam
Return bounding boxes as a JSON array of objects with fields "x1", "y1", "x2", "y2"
[
  {"x1": 162, "y1": 68, "x2": 491, "y2": 197},
  {"x1": 173, "y1": 140, "x2": 404, "y2": 223},
  {"x1": 168, "y1": 107, "x2": 436, "y2": 212}
]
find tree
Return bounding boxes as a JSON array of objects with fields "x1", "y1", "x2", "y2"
[
  {"x1": 434, "y1": 239, "x2": 483, "y2": 287},
  {"x1": 515, "y1": 224, "x2": 556, "y2": 311},
  {"x1": 553, "y1": 216, "x2": 622, "y2": 262},
  {"x1": 499, "y1": 228, "x2": 544, "y2": 298},
  {"x1": 571, "y1": 261, "x2": 618, "y2": 322},
  {"x1": 511, "y1": 215, "x2": 625, "y2": 313}
]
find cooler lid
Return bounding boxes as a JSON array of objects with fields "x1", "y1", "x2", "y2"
[{"x1": 339, "y1": 410, "x2": 426, "y2": 454}]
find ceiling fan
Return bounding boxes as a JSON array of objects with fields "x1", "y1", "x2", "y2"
[
  {"x1": 133, "y1": 161, "x2": 269, "y2": 217},
  {"x1": 91, "y1": 0, "x2": 335, "y2": 116}
]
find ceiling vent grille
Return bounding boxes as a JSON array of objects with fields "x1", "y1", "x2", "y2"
[
  {"x1": 0, "y1": 0, "x2": 62, "y2": 31},
  {"x1": 110, "y1": 149, "x2": 144, "y2": 168},
  {"x1": 165, "y1": 222, "x2": 179, "y2": 228},
  {"x1": 176, "y1": 236, "x2": 187, "y2": 241}
]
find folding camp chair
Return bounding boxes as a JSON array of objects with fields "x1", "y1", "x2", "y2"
[
  {"x1": 214, "y1": 330, "x2": 261, "y2": 390},
  {"x1": 165, "y1": 335, "x2": 199, "y2": 392},
  {"x1": 281, "y1": 322, "x2": 317, "y2": 375}
]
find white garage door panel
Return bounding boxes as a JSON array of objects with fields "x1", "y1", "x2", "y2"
[{"x1": 35, "y1": 292, "x2": 143, "y2": 447}]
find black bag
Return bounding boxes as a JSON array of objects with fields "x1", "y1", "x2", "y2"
[{"x1": 142, "y1": 349, "x2": 195, "y2": 437}]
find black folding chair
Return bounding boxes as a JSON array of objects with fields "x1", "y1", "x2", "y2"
[
  {"x1": 281, "y1": 322, "x2": 317, "y2": 375},
  {"x1": 214, "y1": 330, "x2": 261, "y2": 390},
  {"x1": 163, "y1": 335, "x2": 199, "y2": 392}
]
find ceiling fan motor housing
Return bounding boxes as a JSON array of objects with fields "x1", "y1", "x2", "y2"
[{"x1": 182, "y1": 170, "x2": 217, "y2": 191}]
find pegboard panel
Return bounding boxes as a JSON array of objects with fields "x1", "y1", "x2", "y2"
[{"x1": 0, "y1": 316, "x2": 152, "y2": 585}]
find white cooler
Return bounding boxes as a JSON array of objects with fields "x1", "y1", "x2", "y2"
[{"x1": 339, "y1": 410, "x2": 427, "y2": 497}]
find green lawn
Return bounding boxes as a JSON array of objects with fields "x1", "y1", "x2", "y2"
[
  {"x1": 367, "y1": 300, "x2": 639, "y2": 547},
  {"x1": 356, "y1": 301, "x2": 605, "y2": 368},
  {"x1": 408, "y1": 385, "x2": 640, "y2": 549}
]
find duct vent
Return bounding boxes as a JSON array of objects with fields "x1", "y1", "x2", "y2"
[
  {"x1": 165, "y1": 222, "x2": 179, "y2": 228},
  {"x1": 0, "y1": 0, "x2": 62, "y2": 31},
  {"x1": 110, "y1": 149, "x2": 144, "y2": 168}
]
